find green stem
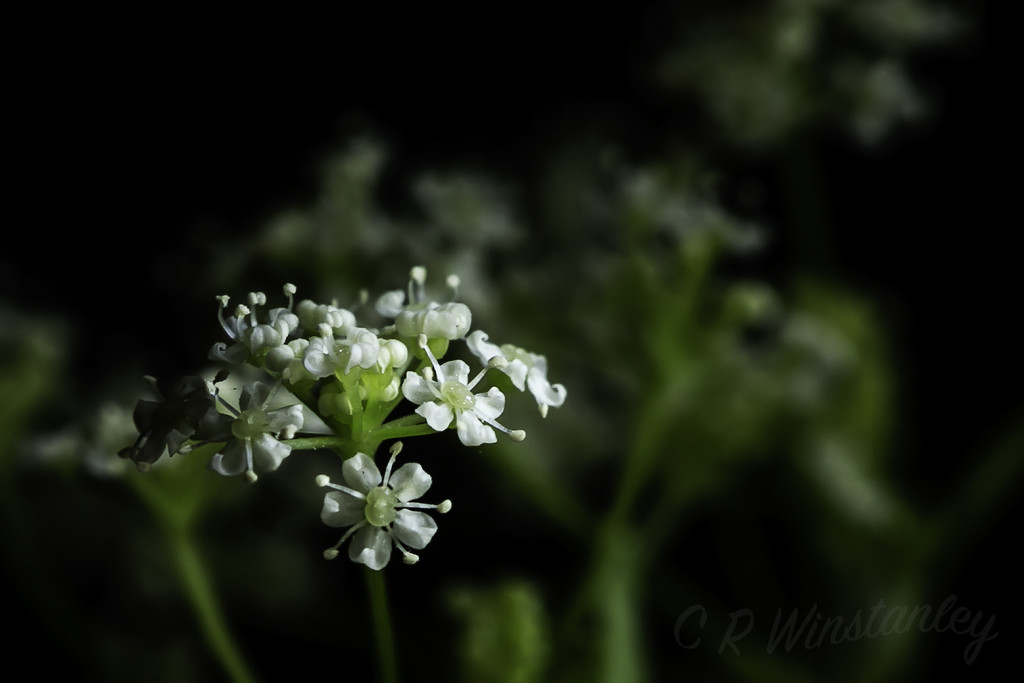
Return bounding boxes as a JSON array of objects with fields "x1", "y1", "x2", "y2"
[
  {"x1": 283, "y1": 436, "x2": 354, "y2": 453},
  {"x1": 130, "y1": 473, "x2": 257, "y2": 683},
  {"x1": 166, "y1": 521, "x2": 259, "y2": 683},
  {"x1": 365, "y1": 567, "x2": 399, "y2": 683}
]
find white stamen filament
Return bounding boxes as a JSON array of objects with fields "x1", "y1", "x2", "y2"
[
  {"x1": 326, "y1": 520, "x2": 367, "y2": 558},
  {"x1": 316, "y1": 475, "x2": 367, "y2": 500}
]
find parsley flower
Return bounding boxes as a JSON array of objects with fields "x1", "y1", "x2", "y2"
[
  {"x1": 318, "y1": 443, "x2": 451, "y2": 569},
  {"x1": 402, "y1": 335, "x2": 525, "y2": 446},
  {"x1": 467, "y1": 330, "x2": 567, "y2": 417},
  {"x1": 208, "y1": 381, "x2": 304, "y2": 483},
  {"x1": 210, "y1": 285, "x2": 300, "y2": 364}
]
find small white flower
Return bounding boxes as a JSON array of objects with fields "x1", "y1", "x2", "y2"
[
  {"x1": 210, "y1": 285, "x2": 301, "y2": 363},
  {"x1": 467, "y1": 330, "x2": 567, "y2": 417},
  {"x1": 208, "y1": 381, "x2": 304, "y2": 482},
  {"x1": 402, "y1": 335, "x2": 525, "y2": 447},
  {"x1": 378, "y1": 266, "x2": 472, "y2": 340},
  {"x1": 318, "y1": 443, "x2": 451, "y2": 569},
  {"x1": 303, "y1": 326, "x2": 383, "y2": 378},
  {"x1": 295, "y1": 299, "x2": 356, "y2": 335},
  {"x1": 395, "y1": 302, "x2": 472, "y2": 340}
]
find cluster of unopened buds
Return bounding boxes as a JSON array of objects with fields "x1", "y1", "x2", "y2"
[{"x1": 119, "y1": 267, "x2": 566, "y2": 569}]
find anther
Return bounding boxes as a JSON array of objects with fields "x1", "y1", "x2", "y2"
[
  {"x1": 437, "y1": 499, "x2": 452, "y2": 514},
  {"x1": 323, "y1": 548, "x2": 339, "y2": 560},
  {"x1": 409, "y1": 266, "x2": 427, "y2": 304},
  {"x1": 315, "y1": 474, "x2": 331, "y2": 487},
  {"x1": 510, "y1": 429, "x2": 526, "y2": 442}
]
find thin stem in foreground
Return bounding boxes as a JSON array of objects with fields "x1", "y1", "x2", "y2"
[{"x1": 364, "y1": 566, "x2": 399, "y2": 683}]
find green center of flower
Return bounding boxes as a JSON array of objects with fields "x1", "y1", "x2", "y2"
[
  {"x1": 440, "y1": 381, "x2": 475, "y2": 410},
  {"x1": 364, "y1": 486, "x2": 398, "y2": 527},
  {"x1": 231, "y1": 409, "x2": 269, "y2": 439}
]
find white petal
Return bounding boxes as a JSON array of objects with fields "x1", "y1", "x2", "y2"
[
  {"x1": 392, "y1": 509, "x2": 438, "y2": 549},
  {"x1": 527, "y1": 371, "x2": 567, "y2": 408},
  {"x1": 208, "y1": 440, "x2": 247, "y2": 476},
  {"x1": 401, "y1": 371, "x2": 438, "y2": 405},
  {"x1": 422, "y1": 302, "x2": 472, "y2": 339},
  {"x1": 466, "y1": 330, "x2": 502, "y2": 364},
  {"x1": 438, "y1": 359, "x2": 471, "y2": 385},
  {"x1": 349, "y1": 526, "x2": 392, "y2": 570},
  {"x1": 208, "y1": 342, "x2": 248, "y2": 364},
  {"x1": 472, "y1": 387, "x2": 506, "y2": 422},
  {"x1": 321, "y1": 490, "x2": 365, "y2": 527},
  {"x1": 456, "y1": 411, "x2": 497, "y2": 446},
  {"x1": 267, "y1": 404, "x2": 304, "y2": 433},
  {"x1": 342, "y1": 452, "x2": 383, "y2": 493},
  {"x1": 416, "y1": 401, "x2": 454, "y2": 432},
  {"x1": 251, "y1": 433, "x2": 291, "y2": 471},
  {"x1": 504, "y1": 358, "x2": 529, "y2": 391},
  {"x1": 375, "y1": 289, "x2": 405, "y2": 317},
  {"x1": 389, "y1": 463, "x2": 432, "y2": 502}
]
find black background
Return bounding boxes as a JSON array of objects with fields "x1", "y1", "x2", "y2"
[{"x1": 3, "y1": 2, "x2": 1018, "y2": 679}]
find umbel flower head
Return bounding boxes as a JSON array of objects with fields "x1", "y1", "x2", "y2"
[{"x1": 318, "y1": 442, "x2": 451, "y2": 570}]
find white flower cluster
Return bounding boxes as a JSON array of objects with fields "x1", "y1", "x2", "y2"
[{"x1": 121, "y1": 266, "x2": 566, "y2": 570}]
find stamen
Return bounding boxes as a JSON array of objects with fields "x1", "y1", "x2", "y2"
[
  {"x1": 244, "y1": 441, "x2": 257, "y2": 483},
  {"x1": 216, "y1": 295, "x2": 236, "y2": 339},
  {"x1": 246, "y1": 293, "x2": 265, "y2": 327},
  {"x1": 467, "y1": 366, "x2": 491, "y2": 390},
  {"x1": 324, "y1": 520, "x2": 366, "y2": 559},
  {"x1": 283, "y1": 283, "x2": 297, "y2": 310},
  {"x1": 399, "y1": 500, "x2": 452, "y2": 513},
  {"x1": 479, "y1": 411, "x2": 526, "y2": 442},
  {"x1": 445, "y1": 274, "x2": 461, "y2": 301},
  {"x1": 417, "y1": 334, "x2": 444, "y2": 378},
  {"x1": 382, "y1": 442, "x2": 401, "y2": 486},
  {"x1": 409, "y1": 266, "x2": 427, "y2": 304},
  {"x1": 539, "y1": 404, "x2": 549, "y2": 418},
  {"x1": 315, "y1": 474, "x2": 367, "y2": 500},
  {"x1": 389, "y1": 530, "x2": 419, "y2": 565}
]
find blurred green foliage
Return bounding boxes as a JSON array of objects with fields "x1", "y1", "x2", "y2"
[{"x1": 3, "y1": 2, "x2": 1016, "y2": 682}]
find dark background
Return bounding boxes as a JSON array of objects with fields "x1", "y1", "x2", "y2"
[{"x1": 3, "y1": 2, "x2": 1017, "y2": 679}]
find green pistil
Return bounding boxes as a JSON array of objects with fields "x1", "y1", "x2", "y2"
[
  {"x1": 365, "y1": 487, "x2": 399, "y2": 527},
  {"x1": 231, "y1": 409, "x2": 269, "y2": 439},
  {"x1": 441, "y1": 381, "x2": 476, "y2": 410}
]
